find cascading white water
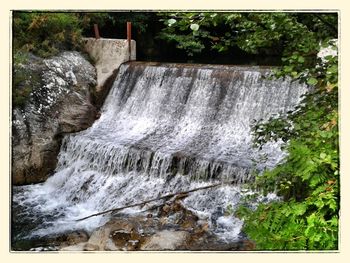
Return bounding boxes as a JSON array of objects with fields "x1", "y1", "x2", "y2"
[{"x1": 12, "y1": 62, "x2": 307, "y2": 245}]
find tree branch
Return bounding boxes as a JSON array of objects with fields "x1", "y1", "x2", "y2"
[{"x1": 75, "y1": 180, "x2": 235, "y2": 221}]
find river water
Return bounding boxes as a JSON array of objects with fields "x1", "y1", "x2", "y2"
[{"x1": 12, "y1": 62, "x2": 306, "y2": 250}]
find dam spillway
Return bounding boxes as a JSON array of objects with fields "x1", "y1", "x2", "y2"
[{"x1": 12, "y1": 62, "x2": 307, "y2": 247}]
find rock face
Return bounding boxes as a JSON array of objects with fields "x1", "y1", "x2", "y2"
[
  {"x1": 60, "y1": 200, "x2": 202, "y2": 251},
  {"x1": 59, "y1": 200, "x2": 253, "y2": 251},
  {"x1": 12, "y1": 51, "x2": 97, "y2": 185},
  {"x1": 141, "y1": 230, "x2": 190, "y2": 250}
]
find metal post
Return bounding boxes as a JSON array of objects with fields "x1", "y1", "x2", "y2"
[
  {"x1": 94, "y1": 24, "x2": 100, "y2": 39},
  {"x1": 127, "y1": 22, "x2": 132, "y2": 61}
]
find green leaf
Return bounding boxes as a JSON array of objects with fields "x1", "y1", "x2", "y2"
[
  {"x1": 328, "y1": 65, "x2": 338, "y2": 74},
  {"x1": 294, "y1": 203, "x2": 307, "y2": 216},
  {"x1": 284, "y1": 66, "x2": 293, "y2": 73},
  {"x1": 320, "y1": 152, "x2": 327, "y2": 159},
  {"x1": 307, "y1": 77, "x2": 318, "y2": 86},
  {"x1": 298, "y1": 56, "x2": 305, "y2": 63},
  {"x1": 291, "y1": 71, "x2": 299, "y2": 78},
  {"x1": 315, "y1": 199, "x2": 324, "y2": 208}
]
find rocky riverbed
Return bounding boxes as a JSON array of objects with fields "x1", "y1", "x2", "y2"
[{"x1": 13, "y1": 198, "x2": 255, "y2": 251}]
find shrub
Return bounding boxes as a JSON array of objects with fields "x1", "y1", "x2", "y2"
[{"x1": 13, "y1": 12, "x2": 83, "y2": 58}]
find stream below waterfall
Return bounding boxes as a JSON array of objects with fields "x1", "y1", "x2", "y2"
[{"x1": 12, "y1": 62, "x2": 307, "y2": 251}]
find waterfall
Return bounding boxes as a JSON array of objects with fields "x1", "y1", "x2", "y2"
[{"x1": 12, "y1": 62, "x2": 307, "y2": 245}]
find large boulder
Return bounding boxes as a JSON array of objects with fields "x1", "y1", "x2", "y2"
[{"x1": 12, "y1": 51, "x2": 97, "y2": 185}]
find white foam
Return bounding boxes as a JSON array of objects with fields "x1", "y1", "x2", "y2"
[{"x1": 13, "y1": 63, "x2": 306, "y2": 243}]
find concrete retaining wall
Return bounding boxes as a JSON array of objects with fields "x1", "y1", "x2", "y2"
[{"x1": 83, "y1": 38, "x2": 136, "y2": 91}]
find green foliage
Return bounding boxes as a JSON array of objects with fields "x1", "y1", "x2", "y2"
[
  {"x1": 13, "y1": 52, "x2": 31, "y2": 108},
  {"x1": 237, "y1": 193, "x2": 338, "y2": 250},
  {"x1": 158, "y1": 12, "x2": 337, "y2": 59},
  {"x1": 158, "y1": 12, "x2": 229, "y2": 56},
  {"x1": 108, "y1": 12, "x2": 154, "y2": 33},
  {"x1": 79, "y1": 12, "x2": 154, "y2": 36},
  {"x1": 240, "y1": 41, "x2": 339, "y2": 250},
  {"x1": 78, "y1": 12, "x2": 112, "y2": 30},
  {"x1": 12, "y1": 12, "x2": 87, "y2": 108},
  {"x1": 12, "y1": 52, "x2": 43, "y2": 108},
  {"x1": 13, "y1": 12, "x2": 83, "y2": 58}
]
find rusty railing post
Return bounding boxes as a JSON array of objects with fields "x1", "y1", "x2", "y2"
[
  {"x1": 127, "y1": 22, "x2": 132, "y2": 61},
  {"x1": 94, "y1": 24, "x2": 100, "y2": 39}
]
